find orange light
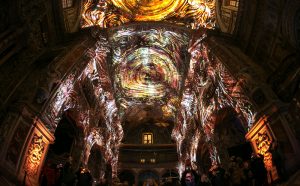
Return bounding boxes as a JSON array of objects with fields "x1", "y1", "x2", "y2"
[
  {"x1": 111, "y1": 0, "x2": 186, "y2": 21},
  {"x1": 24, "y1": 134, "x2": 45, "y2": 175},
  {"x1": 82, "y1": 0, "x2": 216, "y2": 29}
]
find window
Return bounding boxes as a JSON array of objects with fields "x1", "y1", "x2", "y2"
[
  {"x1": 225, "y1": 0, "x2": 239, "y2": 7},
  {"x1": 229, "y1": 0, "x2": 239, "y2": 7},
  {"x1": 143, "y1": 133, "x2": 153, "y2": 144},
  {"x1": 62, "y1": 0, "x2": 73, "y2": 8}
]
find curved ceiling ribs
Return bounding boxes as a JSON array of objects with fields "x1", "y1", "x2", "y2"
[
  {"x1": 108, "y1": 25, "x2": 190, "y2": 126},
  {"x1": 82, "y1": 35, "x2": 123, "y2": 177},
  {"x1": 173, "y1": 36, "x2": 256, "y2": 174},
  {"x1": 41, "y1": 0, "x2": 254, "y2": 178},
  {"x1": 40, "y1": 34, "x2": 123, "y2": 177},
  {"x1": 41, "y1": 26, "x2": 255, "y2": 178}
]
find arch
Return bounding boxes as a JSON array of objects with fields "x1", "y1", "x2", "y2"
[
  {"x1": 213, "y1": 107, "x2": 252, "y2": 169},
  {"x1": 281, "y1": 0, "x2": 300, "y2": 49},
  {"x1": 118, "y1": 169, "x2": 135, "y2": 186},
  {"x1": 138, "y1": 170, "x2": 160, "y2": 186},
  {"x1": 43, "y1": 111, "x2": 84, "y2": 168},
  {"x1": 87, "y1": 144, "x2": 106, "y2": 182},
  {"x1": 196, "y1": 139, "x2": 212, "y2": 174},
  {"x1": 268, "y1": 54, "x2": 300, "y2": 102},
  {"x1": 215, "y1": 0, "x2": 240, "y2": 34}
]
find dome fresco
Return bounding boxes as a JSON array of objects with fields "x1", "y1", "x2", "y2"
[{"x1": 82, "y1": 0, "x2": 216, "y2": 29}]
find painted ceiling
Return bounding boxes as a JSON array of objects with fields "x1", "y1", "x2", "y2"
[
  {"x1": 108, "y1": 25, "x2": 190, "y2": 125},
  {"x1": 82, "y1": 0, "x2": 215, "y2": 29},
  {"x1": 68, "y1": 0, "x2": 253, "y2": 175}
]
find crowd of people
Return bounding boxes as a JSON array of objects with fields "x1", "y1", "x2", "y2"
[
  {"x1": 40, "y1": 160, "x2": 94, "y2": 186},
  {"x1": 180, "y1": 152, "x2": 286, "y2": 186},
  {"x1": 40, "y1": 142, "x2": 286, "y2": 186}
]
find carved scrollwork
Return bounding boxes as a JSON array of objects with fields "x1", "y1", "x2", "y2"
[
  {"x1": 24, "y1": 134, "x2": 45, "y2": 176},
  {"x1": 255, "y1": 131, "x2": 273, "y2": 170}
]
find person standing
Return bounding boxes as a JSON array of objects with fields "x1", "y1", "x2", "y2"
[
  {"x1": 181, "y1": 170, "x2": 200, "y2": 186},
  {"x1": 251, "y1": 154, "x2": 268, "y2": 186},
  {"x1": 270, "y1": 141, "x2": 286, "y2": 182}
]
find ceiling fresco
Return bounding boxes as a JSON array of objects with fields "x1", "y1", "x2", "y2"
[
  {"x1": 108, "y1": 25, "x2": 190, "y2": 123},
  {"x1": 43, "y1": 26, "x2": 255, "y2": 176},
  {"x1": 82, "y1": 0, "x2": 215, "y2": 29},
  {"x1": 53, "y1": 0, "x2": 254, "y2": 177}
]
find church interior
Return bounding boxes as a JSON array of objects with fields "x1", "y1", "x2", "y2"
[{"x1": 0, "y1": 0, "x2": 299, "y2": 185}]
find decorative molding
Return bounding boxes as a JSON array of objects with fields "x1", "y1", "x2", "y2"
[
  {"x1": 245, "y1": 115, "x2": 277, "y2": 182},
  {"x1": 19, "y1": 118, "x2": 54, "y2": 185},
  {"x1": 24, "y1": 134, "x2": 45, "y2": 176}
]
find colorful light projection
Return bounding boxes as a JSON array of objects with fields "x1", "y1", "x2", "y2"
[
  {"x1": 117, "y1": 47, "x2": 179, "y2": 98},
  {"x1": 172, "y1": 35, "x2": 256, "y2": 175},
  {"x1": 82, "y1": 0, "x2": 216, "y2": 29},
  {"x1": 42, "y1": 72, "x2": 78, "y2": 133},
  {"x1": 41, "y1": 25, "x2": 255, "y2": 179},
  {"x1": 108, "y1": 26, "x2": 190, "y2": 119},
  {"x1": 110, "y1": 0, "x2": 186, "y2": 21},
  {"x1": 83, "y1": 34, "x2": 124, "y2": 177},
  {"x1": 81, "y1": 27, "x2": 255, "y2": 177}
]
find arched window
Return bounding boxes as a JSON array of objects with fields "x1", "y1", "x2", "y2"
[
  {"x1": 143, "y1": 132, "x2": 153, "y2": 144},
  {"x1": 62, "y1": 0, "x2": 73, "y2": 8},
  {"x1": 225, "y1": 0, "x2": 239, "y2": 7}
]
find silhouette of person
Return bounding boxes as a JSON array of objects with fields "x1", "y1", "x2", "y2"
[{"x1": 270, "y1": 141, "x2": 286, "y2": 181}]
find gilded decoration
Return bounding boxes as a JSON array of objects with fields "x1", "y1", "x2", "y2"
[
  {"x1": 82, "y1": 0, "x2": 216, "y2": 29},
  {"x1": 255, "y1": 131, "x2": 273, "y2": 170},
  {"x1": 24, "y1": 134, "x2": 45, "y2": 176}
]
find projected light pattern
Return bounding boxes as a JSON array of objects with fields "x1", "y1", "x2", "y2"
[
  {"x1": 82, "y1": 0, "x2": 216, "y2": 29},
  {"x1": 109, "y1": 27, "x2": 189, "y2": 119},
  {"x1": 84, "y1": 35, "x2": 123, "y2": 177},
  {"x1": 118, "y1": 47, "x2": 179, "y2": 98},
  {"x1": 111, "y1": 0, "x2": 185, "y2": 21},
  {"x1": 43, "y1": 73, "x2": 79, "y2": 133},
  {"x1": 81, "y1": 27, "x2": 255, "y2": 177},
  {"x1": 43, "y1": 24, "x2": 257, "y2": 179},
  {"x1": 172, "y1": 36, "x2": 256, "y2": 175}
]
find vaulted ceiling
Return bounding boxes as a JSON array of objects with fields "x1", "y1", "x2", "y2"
[
  {"x1": 0, "y1": 0, "x2": 299, "y2": 183},
  {"x1": 82, "y1": 0, "x2": 216, "y2": 29}
]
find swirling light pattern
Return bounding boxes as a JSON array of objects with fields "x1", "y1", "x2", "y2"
[
  {"x1": 109, "y1": 26, "x2": 190, "y2": 120},
  {"x1": 111, "y1": 0, "x2": 186, "y2": 21},
  {"x1": 118, "y1": 47, "x2": 179, "y2": 98},
  {"x1": 172, "y1": 36, "x2": 256, "y2": 175},
  {"x1": 82, "y1": 0, "x2": 216, "y2": 29},
  {"x1": 41, "y1": 27, "x2": 257, "y2": 182},
  {"x1": 83, "y1": 35, "x2": 123, "y2": 177}
]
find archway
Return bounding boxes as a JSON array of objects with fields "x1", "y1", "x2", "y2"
[
  {"x1": 213, "y1": 107, "x2": 252, "y2": 168},
  {"x1": 196, "y1": 140, "x2": 212, "y2": 174},
  {"x1": 118, "y1": 170, "x2": 135, "y2": 186},
  {"x1": 87, "y1": 144, "x2": 106, "y2": 183},
  {"x1": 138, "y1": 170, "x2": 159, "y2": 186},
  {"x1": 41, "y1": 111, "x2": 85, "y2": 184}
]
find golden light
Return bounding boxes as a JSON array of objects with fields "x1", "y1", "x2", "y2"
[
  {"x1": 117, "y1": 48, "x2": 180, "y2": 99},
  {"x1": 140, "y1": 158, "x2": 146, "y2": 163},
  {"x1": 111, "y1": 0, "x2": 186, "y2": 21},
  {"x1": 24, "y1": 134, "x2": 45, "y2": 176},
  {"x1": 150, "y1": 158, "x2": 156, "y2": 163},
  {"x1": 82, "y1": 0, "x2": 216, "y2": 29},
  {"x1": 246, "y1": 116, "x2": 274, "y2": 170}
]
